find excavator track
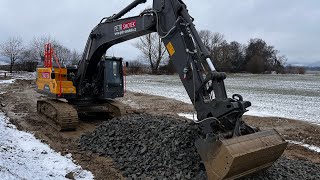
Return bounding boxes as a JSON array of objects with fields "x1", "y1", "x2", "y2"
[
  {"x1": 72, "y1": 99, "x2": 134, "y2": 119},
  {"x1": 106, "y1": 100, "x2": 134, "y2": 117},
  {"x1": 37, "y1": 99, "x2": 78, "y2": 131}
]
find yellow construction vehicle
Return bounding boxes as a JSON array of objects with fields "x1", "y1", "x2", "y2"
[
  {"x1": 36, "y1": 43, "x2": 76, "y2": 98},
  {"x1": 36, "y1": 0, "x2": 288, "y2": 179},
  {"x1": 36, "y1": 43, "x2": 124, "y2": 130}
]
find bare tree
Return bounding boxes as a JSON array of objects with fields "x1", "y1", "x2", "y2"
[
  {"x1": 199, "y1": 30, "x2": 226, "y2": 70},
  {"x1": 228, "y1": 41, "x2": 245, "y2": 72},
  {"x1": 70, "y1": 49, "x2": 82, "y2": 65},
  {"x1": 134, "y1": 33, "x2": 168, "y2": 74},
  {"x1": 18, "y1": 48, "x2": 39, "y2": 72},
  {"x1": 199, "y1": 30, "x2": 214, "y2": 50},
  {"x1": 127, "y1": 60, "x2": 147, "y2": 74},
  {"x1": 211, "y1": 32, "x2": 225, "y2": 50},
  {"x1": 199, "y1": 30, "x2": 225, "y2": 55},
  {"x1": 0, "y1": 37, "x2": 25, "y2": 73},
  {"x1": 29, "y1": 36, "x2": 74, "y2": 66},
  {"x1": 53, "y1": 43, "x2": 72, "y2": 65},
  {"x1": 30, "y1": 35, "x2": 56, "y2": 62}
]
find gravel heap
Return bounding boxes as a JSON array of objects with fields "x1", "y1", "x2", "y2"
[
  {"x1": 80, "y1": 114, "x2": 206, "y2": 179},
  {"x1": 80, "y1": 114, "x2": 320, "y2": 180},
  {"x1": 243, "y1": 157, "x2": 320, "y2": 180}
]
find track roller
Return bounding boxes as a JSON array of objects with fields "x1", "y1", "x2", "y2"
[{"x1": 37, "y1": 99, "x2": 78, "y2": 131}]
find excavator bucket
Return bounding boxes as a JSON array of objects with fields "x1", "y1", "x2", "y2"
[{"x1": 196, "y1": 129, "x2": 288, "y2": 180}]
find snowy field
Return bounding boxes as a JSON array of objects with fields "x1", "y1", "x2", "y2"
[
  {"x1": 126, "y1": 74, "x2": 320, "y2": 124},
  {"x1": 0, "y1": 74, "x2": 93, "y2": 180},
  {"x1": 0, "y1": 113, "x2": 93, "y2": 180},
  {"x1": 0, "y1": 70, "x2": 36, "y2": 80}
]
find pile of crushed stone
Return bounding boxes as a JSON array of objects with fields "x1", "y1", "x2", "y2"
[
  {"x1": 80, "y1": 114, "x2": 206, "y2": 179},
  {"x1": 80, "y1": 114, "x2": 320, "y2": 180},
  {"x1": 242, "y1": 157, "x2": 320, "y2": 180}
]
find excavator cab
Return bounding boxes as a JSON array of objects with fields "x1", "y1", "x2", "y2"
[{"x1": 101, "y1": 56, "x2": 124, "y2": 99}]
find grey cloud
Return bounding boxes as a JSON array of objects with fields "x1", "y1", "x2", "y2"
[{"x1": 0, "y1": 0, "x2": 319, "y2": 64}]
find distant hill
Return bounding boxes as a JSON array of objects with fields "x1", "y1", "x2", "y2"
[
  {"x1": 306, "y1": 66, "x2": 320, "y2": 71},
  {"x1": 308, "y1": 61, "x2": 320, "y2": 67},
  {"x1": 290, "y1": 61, "x2": 320, "y2": 67}
]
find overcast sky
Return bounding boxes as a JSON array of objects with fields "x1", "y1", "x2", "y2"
[{"x1": 0, "y1": 0, "x2": 319, "y2": 65}]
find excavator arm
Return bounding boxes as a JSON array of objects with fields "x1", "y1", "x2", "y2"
[
  {"x1": 75, "y1": 0, "x2": 249, "y2": 127},
  {"x1": 74, "y1": 0, "x2": 288, "y2": 179}
]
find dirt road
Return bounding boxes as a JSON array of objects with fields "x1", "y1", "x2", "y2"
[
  {"x1": 0, "y1": 79, "x2": 123, "y2": 180},
  {"x1": 0, "y1": 79, "x2": 319, "y2": 179}
]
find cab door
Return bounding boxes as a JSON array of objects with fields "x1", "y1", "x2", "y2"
[{"x1": 103, "y1": 57, "x2": 124, "y2": 99}]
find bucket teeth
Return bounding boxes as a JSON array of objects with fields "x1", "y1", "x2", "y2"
[{"x1": 196, "y1": 129, "x2": 288, "y2": 180}]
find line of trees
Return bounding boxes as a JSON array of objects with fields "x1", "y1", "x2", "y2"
[
  {"x1": 0, "y1": 36, "x2": 82, "y2": 72},
  {"x1": 133, "y1": 33, "x2": 169, "y2": 74},
  {"x1": 198, "y1": 30, "x2": 287, "y2": 74},
  {"x1": 133, "y1": 30, "x2": 297, "y2": 74},
  {"x1": 1, "y1": 32, "x2": 305, "y2": 75}
]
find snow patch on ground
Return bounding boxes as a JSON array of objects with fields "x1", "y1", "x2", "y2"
[
  {"x1": 126, "y1": 75, "x2": 320, "y2": 124},
  {"x1": 120, "y1": 99, "x2": 140, "y2": 109},
  {"x1": 245, "y1": 109, "x2": 275, "y2": 118},
  {"x1": 311, "y1": 123, "x2": 320, "y2": 126},
  {"x1": 0, "y1": 71, "x2": 36, "y2": 80},
  {"x1": 0, "y1": 79, "x2": 15, "y2": 84},
  {"x1": 12, "y1": 71, "x2": 36, "y2": 80},
  {"x1": 287, "y1": 140, "x2": 320, "y2": 153},
  {"x1": 0, "y1": 112, "x2": 94, "y2": 180},
  {"x1": 178, "y1": 113, "x2": 197, "y2": 121}
]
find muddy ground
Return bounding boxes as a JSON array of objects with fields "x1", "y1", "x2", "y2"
[{"x1": 0, "y1": 79, "x2": 319, "y2": 179}]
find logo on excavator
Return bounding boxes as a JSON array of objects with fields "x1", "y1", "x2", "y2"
[
  {"x1": 114, "y1": 20, "x2": 137, "y2": 36},
  {"x1": 41, "y1": 72, "x2": 50, "y2": 79}
]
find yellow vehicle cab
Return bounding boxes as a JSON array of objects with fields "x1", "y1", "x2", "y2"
[{"x1": 36, "y1": 43, "x2": 76, "y2": 98}]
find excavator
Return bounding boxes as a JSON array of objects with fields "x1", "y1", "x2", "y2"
[{"x1": 36, "y1": 0, "x2": 288, "y2": 179}]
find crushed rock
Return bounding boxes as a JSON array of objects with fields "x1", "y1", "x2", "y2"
[{"x1": 80, "y1": 114, "x2": 320, "y2": 180}]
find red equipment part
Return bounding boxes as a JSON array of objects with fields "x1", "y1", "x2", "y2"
[
  {"x1": 44, "y1": 43, "x2": 53, "y2": 68},
  {"x1": 44, "y1": 43, "x2": 62, "y2": 97}
]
